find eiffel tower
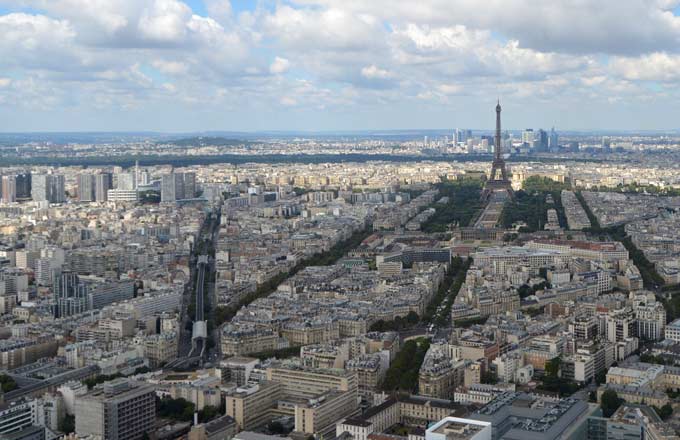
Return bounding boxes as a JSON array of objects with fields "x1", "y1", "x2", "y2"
[{"x1": 481, "y1": 101, "x2": 513, "y2": 200}]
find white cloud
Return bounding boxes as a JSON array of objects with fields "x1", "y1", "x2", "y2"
[
  {"x1": 0, "y1": 13, "x2": 79, "y2": 70},
  {"x1": 152, "y1": 59, "x2": 188, "y2": 75},
  {"x1": 280, "y1": 96, "x2": 297, "y2": 106},
  {"x1": 290, "y1": 0, "x2": 680, "y2": 55},
  {"x1": 270, "y1": 57, "x2": 290, "y2": 74},
  {"x1": 610, "y1": 52, "x2": 680, "y2": 81},
  {"x1": 262, "y1": 5, "x2": 384, "y2": 52},
  {"x1": 361, "y1": 65, "x2": 392, "y2": 79},
  {"x1": 437, "y1": 84, "x2": 461, "y2": 95},
  {"x1": 138, "y1": 0, "x2": 191, "y2": 44},
  {"x1": 0, "y1": 0, "x2": 679, "y2": 129}
]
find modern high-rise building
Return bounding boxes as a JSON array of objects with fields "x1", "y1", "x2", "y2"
[
  {"x1": 116, "y1": 172, "x2": 136, "y2": 190},
  {"x1": 77, "y1": 174, "x2": 95, "y2": 202},
  {"x1": 32, "y1": 174, "x2": 65, "y2": 203},
  {"x1": 95, "y1": 173, "x2": 113, "y2": 202},
  {"x1": 521, "y1": 129, "x2": 534, "y2": 148},
  {"x1": 1, "y1": 176, "x2": 16, "y2": 203},
  {"x1": 14, "y1": 172, "x2": 31, "y2": 200},
  {"x1": 161, "y1": 172, "x2": 195, "y2": 202},
  {"x1": 161, "y1": 173, "x2": 182, "y2": 202},
  {"x1": 549, "y1": 127, "x2": 559, "y2": 150},
  {"x1": 74, "y1": 379, "x2": 156, "y2": 440},
  {"x1": 53, "y1": 270, "x2": 89, "y2": 318},
  {"x1": 31, "y1": 175, "x2": 48, "y2": 202},
  {"x1": 138, "y1": 170, "x2": 151, "y2": 186},
  {"x1": 51, "y1": 175, "x2": 65, "y2": 203},
  {"x1": 183, "y1": 172, "x2": 196, "y2": 199},
  {"x1": 536, "y1": 128, "x2": 548, "y2": 152}
]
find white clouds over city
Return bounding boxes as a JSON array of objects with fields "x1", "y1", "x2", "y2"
[{"x1": 0, "y1": 0, "x2": 680, "y2": 130}]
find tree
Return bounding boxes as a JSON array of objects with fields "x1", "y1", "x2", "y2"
[
  {"x1": 0, "y1": 374, "x2": 17, "y2": 393},
  {"x1": 655, "y1": 403, "x2": 673, "y2": 420},
  {"x1": 158, "y1": 397, "x2": 195, "y2": 422},
  {"x1": 268, "y1": 421, "x2": 286, "y2": 434},
  {"x1": 198, "y1": 405, "x2": 220, "y2": 423},
  {"x1": 59, "y1": 414, "x2": 75, "y2": 434},
  {"x1": 545, "y1": 357, "x2": 561, "y2": 378},
  {"x1": 600, "y1": 389, "x2": 624, "y2": 417}
]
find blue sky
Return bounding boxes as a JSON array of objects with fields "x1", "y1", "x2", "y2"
[{"x1": 1, "y1": 0, "x2": 680, "y2": 132}]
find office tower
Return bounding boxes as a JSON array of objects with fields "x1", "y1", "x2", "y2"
[
  {"x1": 139, "y1": 170, "x2": 150, "y2": 186},
  {"x1": 161, "y1": 173, "x2": 190, "y2": 202},
  {"x1": 78, "y1": 174, "x2": 96, "y2": 202},
  {"x1": 51, "y1": 174, "x2": 66, "y2": 203},
  {"x1": 75, "y1": 379, "x2": 156, "y2": 440},
  {"x1": 602, "y1": 136, "x2": 612, "y2": 152},
  {"x1": 549, "y1": 127, "x2": 559, "y2": 150},
  {"x1": 116, "y1": 172, "x2": 136, "y2": 190},
  {"x1": 183, "y1": 172, "x2": 196, "y2": 199},
  {"x1": 14, "y1": 172, "x2": 31, "y2": 200},
  {"x1": 53, "y1": 270, "x2": 89, "y2": 317},
  {"x1": 95, "y1": 173, "x2": 113, "y2": 201},
  {"x1": 1, "y1": 175, "x2": 16, "y2": 203},
  {"x1": 454, "y1": 128, "x2": 467, "y2": 145},
  {"x1": 536, "y1": 128, "x2": 548, "y2": 151},
  {"x1": 34, "y1": 174, "x2": 66, "y2": 203},
  {"x1": 161, "y1": 174, "x2": 178, "y2": 202},
  {"x1": 522, "y1": 129, "x2": 534, "y2": 148},
  {"x1": 31, "y1": 174, "x2": 49, "y2": 202}
]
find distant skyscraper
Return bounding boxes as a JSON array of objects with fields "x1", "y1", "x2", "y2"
[
  {"x1": 161, "y1": 173, "x2": 182, "y2": 202},
  {"x1": 116, "y1": 172, "x2": 136, "y2": 190},
  {"x1": 50, "y1": 174, "x2": 66, "y2": 203},
  {"x1": 183, "y1": 172, "x2": 196, "y2": 199},
  {"x1": 53, "y1": 270, "x2": 89, "y2": 317},
  {"x1": 161, "y1": 172, "x2": 195, "y2": 201},
  {"x1": 95, "y1": 173, "x2": 113, "y2": 202},
  {"x1": 549, "y1": 127, "x2": 559, "y2": 150},
  {"x1": 139, "y1": 171, "x2": 150, "y2": 186},
  {"x1": 602, "y1": 136, "x2": 612, "y2": 152},
  {"x1": 522, "y1": 129, "x2": 534, "y2": 148},
  {"x1": 78, "y1": 174, "x2": 96, "y2": 202},
  {"x1": 15, "y1": 172, "x2": 31, "y2": 200},
  {"x1": 31, "y1": 174, "x2": 48, "y2": 202},
  {"x1": 32, "y1": 174, "x2": 65, "y2": 203},
  {"x1": 1, "y1": 175, "x2": 16, "y2": 203},
  {"x1": 454, "y1": 129, "x2": 465, "y2": 145},
  {"x1": 536, "y1": 129, "x2": 548, "y2": 152}
]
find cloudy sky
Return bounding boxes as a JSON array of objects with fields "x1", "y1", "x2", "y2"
[{"x1": 1, "y1": 0, "x2": 680, "y2": 132}]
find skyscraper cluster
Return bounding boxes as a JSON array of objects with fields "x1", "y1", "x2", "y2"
[
  {"x1": 32, "y1": 174, "x2": 66, "y2": 203},
  {"x1": 161, "y1": 172, "x2": 196, "y2": 202},
  {"x1": 78, "y1": 173, "x2": 113, "y2": 202}
]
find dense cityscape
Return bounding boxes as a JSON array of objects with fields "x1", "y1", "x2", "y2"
[
  {"x1": 2, "y1": 104, "x2": 680, "y2": 440},
  {"x1": 4, "y1": 0, "x2": 680, "y2": 439}
]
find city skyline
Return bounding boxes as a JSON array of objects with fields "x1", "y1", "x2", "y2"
[{"x1": 1, "y1": 0, "x2": 680, "y2": 132}]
